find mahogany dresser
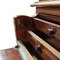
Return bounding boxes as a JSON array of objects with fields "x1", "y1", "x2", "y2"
[{"x1": 14, "y1": 1, "x2": 60, "y2": 60}]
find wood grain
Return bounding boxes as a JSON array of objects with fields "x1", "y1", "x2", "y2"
[
  {"x1": 14, "y1": 15, "x2": 34, "y2": 40},
  {"x1": 28, "y1": 31, "x2": 60, "y2": 59},
  {"x1": 36, "y1": 8, "x2": 60, "y2": 16},
  {"x1": 0, "y1": 48, "x2": 22, "y2": 60},
  {"x1": 35, "y1": 13, "x2": 60, "y2": 23},
  {"x1": 34, "y1": 18, "x2": 60, "y2": 40},
  {"x1": 31, "y1": 1, "x2": 60, "y2": 7}
]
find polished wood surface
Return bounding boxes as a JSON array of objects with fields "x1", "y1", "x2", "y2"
[
  {"x1": 27, "y1": 31, "x2": 60, "y2": 60},
  {"x1": 36, "y1": 8, "x2": 60, "y2": 16},
  {"x1": 14, "y1": 16, "x2": 34, "y2": 40},
  {"x1": 31, "y1": 1, "x2": 60, "y2": 7},
  {"x1": 33, "y1": 18, "x2": 60, "y2": 51},
  {"x1": 31, "y1": 1, "x2": 60, "y2": 16},
  {"x1": 0, "y1": 48, "x2": 22, "y2": 60},
  {"x1": 14, "y1": 15, "x2": 60, "y2": 60},
  {"x1": 14, "y1": 1, "x2": 60, "y2": 58},
  {"x1": 17, "y1": 41, "x2": 34, "y2": 60},
  {"x1": 35, "y1": 13, "x2": 60, "y2": 24},
  {"x1": 34, "y1": 18, "x2": 60, "y2": 40},
  {"x1": 16, "y1": 28, "x2": 25, "y2": 40},
  {"x1": 14, "y1": 16, "x2": 26, "y2": 40},
  {"x1": 26, "y1": 32, "x2": 41, "y2": 49},
  {"x1": 5, "y1": 1, "x2": 60, "y2": 60}
]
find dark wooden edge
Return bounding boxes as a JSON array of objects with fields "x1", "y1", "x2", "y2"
[{"x1": 35, "y1": 13, "x2": 60, "y2": 25}]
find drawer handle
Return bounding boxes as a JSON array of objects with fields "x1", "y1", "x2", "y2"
[
  {"x1": 35, "y1": 45, "x2": 40, "y2": 50},
  {"x1": 35, "y1": 44, "x2": 43, "y2": 51},
  {"x1": 48, "y1": 28, "x2": 56, "y2": 36}
]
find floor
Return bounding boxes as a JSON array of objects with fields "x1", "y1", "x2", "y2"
[{"x1": 17, "y1": 41, "x2": 34, "y2": 60}]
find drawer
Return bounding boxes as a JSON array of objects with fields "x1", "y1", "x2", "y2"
[
  {"x1": 26, "y1": 31, "x2": 60, "y2": 60},
  {"x1": 34, "y1": 18, "x2": 60, "y2": 40},
  {"x1": 36, "y1": 7, "x2": 60, "y2": 16},
  {"x1": 26, "y1": 32, "x2": 41, "y2": 50},
  {"x1": 0, "y1": 48, "x2": 22, "y2": 60}
]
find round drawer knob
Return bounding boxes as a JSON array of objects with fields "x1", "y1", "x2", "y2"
[{"x1": 48, "y1": 28, "x2": 56, "y2": 36}]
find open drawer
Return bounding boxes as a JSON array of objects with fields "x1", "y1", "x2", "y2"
[{"x1": 26, "y1": 31, "x2": 60, "y2": 60}]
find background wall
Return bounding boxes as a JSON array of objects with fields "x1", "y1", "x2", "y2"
[
  {"x1": 14, "y1": 0, "x2": 38, "y2": 16},
  {"x1": 0, "y1": 0, "x2": 38, "y2": 50}
]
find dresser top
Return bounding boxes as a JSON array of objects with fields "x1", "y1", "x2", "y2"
[{"x1": 31, "y1": 1, "x2": 60, "y2": 7}]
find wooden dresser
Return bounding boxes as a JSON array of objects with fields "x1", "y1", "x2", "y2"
[{"x1": 14, "y1": 1, "x2": 60, "y2": 60}]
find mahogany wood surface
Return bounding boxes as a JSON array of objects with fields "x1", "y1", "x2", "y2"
[
  {"x1": 35, "y1": 13, "x2": 60, "y2": 24},
  {"x1": 26, "y1": 32, "x2": 41, "y2": 49},
  {"x1": 0, "y1": 48, "x2": 22, "y2": 60},
  {"x1": 14, "y1": 15, "x2": 60, "y2": 60},
  {"x1": 36, "y1": 8, "x2": 60, "y2": 16},
  {"x1": 16, "y1": 28, "x2": 25, "y2": 40},
  {"x1": 34, "y1": 18, "x2": 60, "y2": 40},
  {"x1": 14, "y1": 16, "x2": 34, "y2": 40},
  {"x1": 31, "y1": 1, "x2": 60, "y2": 7},
  {"x1": 31, "y1": 1, "x2": 60, "y2": 16},
  {"x1": 26, "y1": 31, "x2": 59, "y2": 60},
  {"x1": 14, "y1": 15, "x2": 60, "y2": 51},
  {"x1": 33, "y1": 18, "x2": 60, "y2": 51}
]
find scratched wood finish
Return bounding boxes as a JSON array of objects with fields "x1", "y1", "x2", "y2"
[{"x1": 0, "y1": 48, "x2": 22, "y2": 60}]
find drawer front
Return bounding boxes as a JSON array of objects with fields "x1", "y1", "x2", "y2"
[
  {"x1": 14, "y1": 16, "x2": 34, "y2": 40},
  {"x1": 26, "y1": 32, "x2": 41, "y2": 49},
  {"x1": 34, "y1": 19, "x2": 60, "y2": 40},
  {"x1": 36, "y1": 7, "x2": 60, "y2": 16},
  {"x1": 26, "y1": 31, "x2": 59, "y2": 60}
]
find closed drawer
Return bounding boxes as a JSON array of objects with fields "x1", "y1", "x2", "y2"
[
  {"x1": 34, "y1": 18, "x2": 60, "y2": 41},
  {"x1": 36, "y1": 7, "x2": 60, "y2": 16}
]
